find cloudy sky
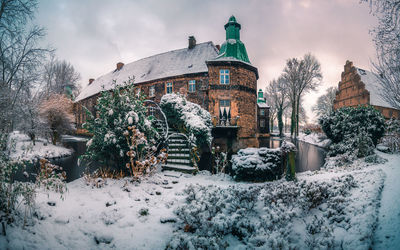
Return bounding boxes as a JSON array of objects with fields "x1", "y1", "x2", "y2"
[{"x1": 37, "y1": 0, "x2": 378, "y2": 122}]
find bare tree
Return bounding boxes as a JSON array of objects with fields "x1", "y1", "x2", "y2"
[
  {"x1": 266, "y1": 76, "x2": 289, "y2": 137},
  {"x1": 283, "y1": 53, "x2": 322, "y2": 137},
  {"x1": 43, "y1": 56, "x2": 81, "y2": 98},
  {"x1": 313, "y1": 87, "x2": 337, "y2": 118},
  {"x1": 264, "y1": 89, "x2": 277, "y2": 133},
  {"x1": 363, "y1": 0, "x2": 400, "y2": 109},
  {"x1": 39, "y1": 94, "x2": 74, "y2": 145},
  {"x1": 0, "y1": 0, "x2": 50, "y2": 132}
]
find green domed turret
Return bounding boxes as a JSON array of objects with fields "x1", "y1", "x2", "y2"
[{"x1": 216, "y1": 15, "x2": 250, "y2": 63}]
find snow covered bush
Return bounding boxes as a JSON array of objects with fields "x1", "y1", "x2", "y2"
[
  {"x1": 320, "y1": 106, "x2": 385, "y2": 157},
  {"x1": 36, "y1": 159, "x2": 67, "y2": 198},
  {"x1": 168, "y1": 173, "x2": 370, "y2": 249},
  {"x1": 39, "y1": 94, "x2": 75, "y2": 145},
  {"x1": 381, "y1": 118, "x2": 400, "y2": 153},
  {"x1": 211, "y1": 146, "x2": 228, "y2": 174},
  {"x1": 82, "y1": 81, "x2": 163, "y2": 174},
  {"x1": 160, "y1": 93, "x2": 212, "y2": 149},
  {"x1": 231, "y1": 147, "x2": 282, "y2": 182}
]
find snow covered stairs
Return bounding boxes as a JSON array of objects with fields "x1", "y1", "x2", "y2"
[{"x1": 162, "y1": 129, "x2": 196, "y2": 174}]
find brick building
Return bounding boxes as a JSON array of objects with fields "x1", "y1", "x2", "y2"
[
  {"x1": 333, "y1": 60, "x2": 400, "y2": 119},
  {"x1": 75, "y1": 16, "x2": 270, "y2": 152}
]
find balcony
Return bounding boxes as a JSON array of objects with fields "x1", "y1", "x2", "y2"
[{"x1": 212, "y1": 116, "x2": 240, "y2": 128}]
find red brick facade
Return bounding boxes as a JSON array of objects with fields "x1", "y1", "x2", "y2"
[{"x1": 334, "y1": 61, "x2": 400, "y2": 119}]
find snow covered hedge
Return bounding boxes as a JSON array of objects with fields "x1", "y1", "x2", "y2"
[
  {"x1": 160, "y1": 93, "x2": 212, "y2": 148},
  {"x1": 168, "y1": 170, "x2": 384, "y2": 249},
  {"x1": 320, "y1": 106, "x2": 385, "y2": 157},
  {"x1": 231, "y1": 147, "x2": 283, "y2": 182}
]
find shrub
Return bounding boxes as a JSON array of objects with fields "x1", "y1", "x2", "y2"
[
  {"x1": 39, "y1": 94, "x2": 74, "y2": 145},
  {"x1": 381, "y1": 118, "x2": 400, "y2": 153},
  {"x1": 231, "y1": 148, "x2": 282, "y2": 182},
  {"x1": 319, "y1": 106, "x2": 385, "y2": 157},
  {"x1": 82, "y1": 81, "x2": 163, "y2": 173},
  {"x1": 160, "y1": 93, "x2": 212, "y2": 148}
]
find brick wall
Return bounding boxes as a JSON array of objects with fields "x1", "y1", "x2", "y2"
[
  {"x1": 333, "y1": 61, "x2": 400, "y2": 119},
  {"x1": 207, "y1": 62, "x2": 258, "y2": 149}
]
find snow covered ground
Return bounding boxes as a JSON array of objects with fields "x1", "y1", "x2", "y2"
[
  {"x1": 8, "y1": 131, "x2": 73, "y2": 161},
  {"x1": 297, "y1": 133, "x2": 331, "y2": 148},
  {"x1": 1, "y1": 151, "x2": 399, "y2": 249}
]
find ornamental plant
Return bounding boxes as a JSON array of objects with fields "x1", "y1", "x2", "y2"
[
  {"x1": 81, "y1": 80, "x2": 162, "y2": 173},
  {"x1": 319, "y1": 106, "x2": 385, "y2": 157},
  {"x1": 160, "y1": 93, "x2": 212, "y2": 149}
]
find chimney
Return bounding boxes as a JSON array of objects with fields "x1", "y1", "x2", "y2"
[
  {"x1": 89, "y1": 78, "x2": 95, "y2": 85},
  {"x1": 116, "y1": 62, "x2": 124, "y2": 71},
  {"x1": 188, "y1": 36, "x2": 196, "y2": 49},
  {"x1": 215, "y1": 44, "x2": 220, "y2": 51}
]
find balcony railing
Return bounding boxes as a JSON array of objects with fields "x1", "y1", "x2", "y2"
[{"x1": 212, "y1": 116, "x2": 240, "y2": 127}]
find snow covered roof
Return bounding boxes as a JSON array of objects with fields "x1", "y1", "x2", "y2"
[
  {"x1": 75, "y1": 42, "x2": 219, "y2": 102},
  {"x1": 257, "y1": 103, "x2": 270, "y2": 108},
  {"x1": 356, "y1": 68, "x2": 395, "y2": 109}
]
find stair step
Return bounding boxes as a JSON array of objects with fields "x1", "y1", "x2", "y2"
[
  {"x1": 168, "y1": 153, "x2": 190, "y2": 158},
  {"x1": 167, "y1": 158, "x2": 191, "y2": 164},
  {"x1": 162, "y1": 164, "x2": 196, "y2": 174},
  {"x1": 168, "y1": 148, "x2": 190, "y2": 153},
  {"x1": 168, "y1": 143, "x2": 188, "y2": 147}
]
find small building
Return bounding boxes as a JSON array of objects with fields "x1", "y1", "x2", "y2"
[
  {"x1": 333, "y1": 60, "x2": 400, "y2": 119},
  {"x1": 75, "y1": 16, "x2": 270, "y2": 153}
]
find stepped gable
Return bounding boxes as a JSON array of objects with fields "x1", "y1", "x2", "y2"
[{"x1": 75, "y1": 41, "x2": 219, "y2": 102}]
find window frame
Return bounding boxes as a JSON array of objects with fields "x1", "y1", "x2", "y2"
[
  {"x1": 149, "y1": 86, "x2": 155, "y2": 97},
  {"x1": 188, "y1": 80, "x2": 196, "y2": 93},
  {"x1": 260, "y1": 119, "x2": 265, "y2": 128},
  {"x1": 260, "y1": 109, "x2": 265, "y2": 116},
  {"x1": 166, "y1": 82, "x2": 173, "y2": 94},
  {"x1": 220, "y1": 69, "x2": 230, "y2": 84}
]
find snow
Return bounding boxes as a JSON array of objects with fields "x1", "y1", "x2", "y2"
[
  {"x1": 75, "y1": 42, "x2": 219, "y2": 102},
  {"x1": 1, "y1": 146, "x2": 399, "y2": 249},
  {"x1": 356, "y1": 67, "x2": 396, "y2": 110},
  {"x1": 297, "y1": 132, "x2": 332, "y2": 148},
  {"x1": 373, "y1": 151, "x2": 400, "y2": 248},
  {"x1": 257, "y1": 102, "x2": 269, "y2": 108},
  {"x1": 8, "y1": 131, "x2": 73, "y2": 161}
]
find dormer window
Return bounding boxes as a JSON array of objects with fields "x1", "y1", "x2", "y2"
[{"x1": 220, "y1": 69, "x2": 230, "y2": 84}]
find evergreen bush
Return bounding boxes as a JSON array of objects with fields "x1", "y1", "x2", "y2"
[
  {"x1": 319, "y1": 106, "x2": 385, "y2": 157},
  {"x1": 160, "y1": 93, "x2": 212, "y2": 149},
  {"x1": 82, "y1": 80, "x2": 162, "y2": 172}
]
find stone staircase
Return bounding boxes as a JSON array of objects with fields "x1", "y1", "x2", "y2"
[{"x1": 162, "y1": 129, "x2": 196, "y2": 174}]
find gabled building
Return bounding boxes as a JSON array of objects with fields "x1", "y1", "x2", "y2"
[
  {"x1": 333, "y1": 60, "x2": 400, "y2": 119},
  {"x1": 75, "y1": 16, "x2": 270, "y2": 152}
]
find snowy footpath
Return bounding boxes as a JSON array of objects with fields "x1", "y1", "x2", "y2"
[
  {"x1": 0, "y1": 152, "x2": 399, "y2": 249},
  {"x1": 373, "y1": 152, "x2": 400, "y2": 249}
]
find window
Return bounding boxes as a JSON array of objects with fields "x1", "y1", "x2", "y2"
[
  {"x1": 220, "y1": 69, "x2": 230, "y2": 84},
  {"x1": 188, "y1": 80, "x2": 196, "y2": 92},
  {"x1": 219, "y1": 100, "x2": 231, "y2": 124},
  {"x1": 260, "y1": 119, "x2": 265, "y2": 128},
  {"x1": 260, "y1": 109, "x2": 265, "y2": 116},
  {"x1": 149, "y1": 86, "x2": 155, "y2": 97},
  {"x1": 166, "y1": 82, "x2": 173, "y2": 94}
]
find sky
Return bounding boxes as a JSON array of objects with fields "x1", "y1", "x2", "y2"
[{"x1": 36, "y1": 0, "x2": 378, "y2": 122}]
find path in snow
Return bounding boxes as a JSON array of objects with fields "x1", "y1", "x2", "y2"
[{"x1": 373, "y1": 152, "x2": 400, "y2": 249}]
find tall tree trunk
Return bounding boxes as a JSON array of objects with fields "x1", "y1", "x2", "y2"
[
  {"x1": 296, "y1": 97, "x2": 300, "y2": 136},
  {"x1": 290, "y1": 101, "x2": 296, "y2": 137},
  {"x1": 270, "y1": 118, "x2": 274, "y2": 133},
  {"x1": 277, "y1": 108, "x2": 284, "y2": 137}
]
